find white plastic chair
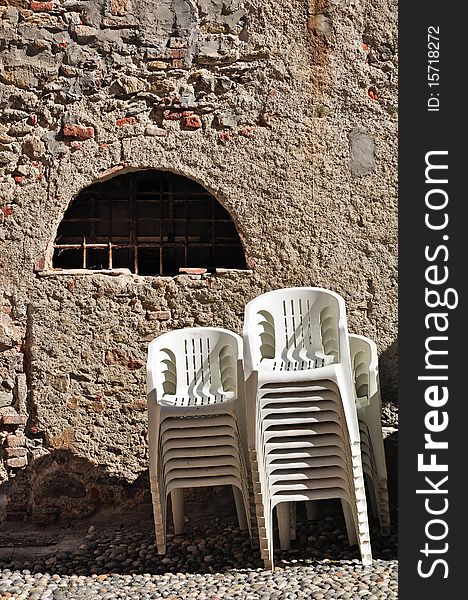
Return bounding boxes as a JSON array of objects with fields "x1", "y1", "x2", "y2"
[
  {"x1": 243, "y1": 287, "x2": 372, "y2": 568},
  {"x1": 349, "y1": 333, "x2": 390, "y2": 535},
  {"x1": 257, "y1": 388, "x2": 362, "y2": 559},
  {"x1": 147, "y1": 327, "x2": 252, "y2": 554}
]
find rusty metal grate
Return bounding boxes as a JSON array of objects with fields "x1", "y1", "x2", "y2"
[{"x1": 53, "y1": 171, "x2": 246, "y2": 275}]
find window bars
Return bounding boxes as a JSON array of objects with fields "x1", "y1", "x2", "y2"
[{"x1": 53, "y1": 171, "x2": 246, "y2": 275}]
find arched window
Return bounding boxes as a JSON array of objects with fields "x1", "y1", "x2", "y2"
[{"x1": 53, "y1": 170, "x2": 246, "y2": 275}]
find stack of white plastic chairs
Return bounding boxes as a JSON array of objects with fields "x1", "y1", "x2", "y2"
[
  {"x1": 243, "y1": 287, "x2": 373, "y2": 569},
  {"x1": 146, "y1": 327, "x2": 252, "y2": 554},
  {"x1": 349, "y1": 334, "x2": 391, "y2": 536}
]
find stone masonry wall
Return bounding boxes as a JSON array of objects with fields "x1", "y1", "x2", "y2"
[{"x1": 0, "y1": 0, "x2": 398, "y2": 523}]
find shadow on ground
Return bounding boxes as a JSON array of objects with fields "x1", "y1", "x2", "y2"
[{"x1": 0, "y1": 488, "x2": 397, "y2": 576}]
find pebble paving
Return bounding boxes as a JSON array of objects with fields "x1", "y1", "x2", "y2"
[{"x1": 0, "y1": 502, "x2": 397, "y2": 599}]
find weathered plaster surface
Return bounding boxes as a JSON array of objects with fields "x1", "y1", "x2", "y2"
[{"x1": 0, "y1": 0, "x2": 397, "y2": 521}]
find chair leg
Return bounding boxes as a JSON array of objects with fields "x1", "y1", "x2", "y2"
[
  {"x1": 365, "y1": 473, "x2": 379, "y2": 519},
  {"x1": 171, "y1": 488, "x2": 184, "y2": 535},
  {"x1": 151, "y1": 490, "x2": 166, "y2": 555},
  {"x1": 341, "y1": 499, "x2": 358, "y2": 546},
  {"x1": 289, "y1": 502, "x2": 296, "y2": 541},
  {"x1": 233, "y1": 485, "x2": 249, "y2": 531},
  {"x1": 351, "y1": 444, "x2": 373, "y2": 565},
  {"x1": 276, "y1": 502, "x2": 290, "y2": 551},
  {"x1": 306, "y1": 500, "x2": 319, "y2": 521},
  {"x1": 378, "y1": 478, "x2": 391, "y2": 535}
]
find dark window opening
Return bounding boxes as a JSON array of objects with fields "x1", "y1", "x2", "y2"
[{"x1": 53, "y1": 170, "x2": 247, "y2": 275}]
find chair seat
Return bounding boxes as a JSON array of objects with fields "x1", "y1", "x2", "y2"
[
  {"x1": 160, "y1": 390, "x2": 236, "y2": 407},
  {"x1": 259, "y1": 354, "x2": 335, "y2": 372}
]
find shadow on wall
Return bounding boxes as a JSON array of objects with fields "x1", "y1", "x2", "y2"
[
  {"x1": 384, "y1": 429, "x2": 398, "y2": 516},
  {"x1": 0, "y1": 434, "x2": 398, "y2": 524},
  {"x1": 379, "y1": 339, "x2": 398, "y2": 425},
  {"x1": 0, "y1": 449, "x2": 151, "y2": 526},
  {"x1": 1, "y1": 434, "x2": 398, "y2": 527}
]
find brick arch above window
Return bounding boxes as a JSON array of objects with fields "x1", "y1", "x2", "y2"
[{"x1": 52, "y1": 170, "x2": 246, "y2": 276}]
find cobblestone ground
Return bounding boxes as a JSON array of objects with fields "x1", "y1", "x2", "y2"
[{"x1": 0, "y1": 497, "x2": 397, "y2": 599}]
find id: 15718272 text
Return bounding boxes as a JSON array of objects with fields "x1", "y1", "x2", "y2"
[{"x1": 427, "y1": 26, "x2": 440, "y2": 112}]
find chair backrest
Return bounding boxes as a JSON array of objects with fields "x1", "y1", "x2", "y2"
[
  {"x1": 243, "y1": 287, "x2": 345, "y2": 369},
  {"x1": 147, "y1": 327, "x2": 242, "y2": 404},
  {"x1": 348, "y1": 334, "x2": 379, "y2": 406}
]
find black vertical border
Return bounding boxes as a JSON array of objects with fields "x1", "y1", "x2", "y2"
[{"x1": 399, "y1": 5, "x2": 466, "y2": 598}]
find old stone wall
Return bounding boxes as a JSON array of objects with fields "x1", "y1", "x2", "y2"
[{"x1": 0, "y1": 0, "x2": 398, "y2": 523}]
